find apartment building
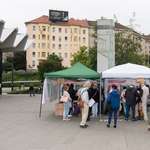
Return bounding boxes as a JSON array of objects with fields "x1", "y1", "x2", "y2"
[{"x1": 25, "y1": 16, "x2": 89, "y2": 70}]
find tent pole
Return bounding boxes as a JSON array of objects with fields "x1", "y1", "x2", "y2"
[
  {"x1": 59, "y1": 83, "x2": 61, "y2": 103},
  {"x1": 99, "y1": 75, "x2": 102, "y2": 120},
  {"x1": 39, "y1": 78, "x2": 45, "y2": 118}
]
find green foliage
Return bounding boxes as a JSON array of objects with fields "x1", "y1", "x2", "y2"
[
  {"x1": 88, "y1": 45, "x2": 97, "y2": 71},
  {"x1": 91, "y1": 23, "x2": 97, "y2": 38},
  {"x1": 7, "y1": 88, "x2": 39, "y2": 94},
  {"x1": 37, "y1": 60, "x2": 64, "y2": 82},
  {"x1": 115, "y1": 31, "x2": 145, "y2": 65},
  {"x1": 71, "y1": 46, "x2": 91, "y2": 68},
  {"x1": 2, "y1": 62, "x2": 12, "y2": 72},
  {"x1": 47, "y1": 54, "x2": 63, "y2": 62}
]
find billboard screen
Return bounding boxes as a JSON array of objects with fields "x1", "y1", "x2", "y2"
[{"x1": 49, "y1": 10, "x2": 68, "y2": 22}]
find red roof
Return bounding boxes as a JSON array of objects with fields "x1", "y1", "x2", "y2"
[{"x1": 25, "y1": 15, "x2": 88, "y2": 27}]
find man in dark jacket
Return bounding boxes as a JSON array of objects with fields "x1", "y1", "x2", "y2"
[
  {"x1": 125, "y1": 84, "x2": 139, "y2": 121},
  {"x1": 30, "y1": 84, "x2": 35, "y2": 97}
]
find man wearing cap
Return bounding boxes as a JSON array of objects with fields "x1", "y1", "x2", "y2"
[{"x1": 140, "y1": 82, "x2": 149, "y2": 121}]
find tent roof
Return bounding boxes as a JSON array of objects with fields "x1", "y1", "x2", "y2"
[
  {"x1": 102, "y1": 63, "x2": 150, "y2": 79},
  {"x1": 44, "y1": 61, "x2": 100, "y2": 79}
]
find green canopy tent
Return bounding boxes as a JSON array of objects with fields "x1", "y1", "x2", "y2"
[
  {"x1": 39, "y1": 62, "x2": 100, "y2": 117},
  {"x1": 44, "y1": 61, "x2": 100, "y2": 79}
]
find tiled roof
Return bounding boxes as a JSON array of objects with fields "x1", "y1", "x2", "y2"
[
  {"x1": 87, "y1": 20, "x2": 97, "y2": 26},
  {"x1": 25, "y1": 15, "x2": 89, "y2": 27},
  {"x1": 144, "y1": 34, "x2": 150, "y2": 40},
  {"x1": 115, "y1": 22, "x2": 130, "y2": 30}
]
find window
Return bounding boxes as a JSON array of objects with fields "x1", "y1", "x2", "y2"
[
  {"x1": 33, "y1": 43, "x2": 35, "y2": 48},
  {"x1": 74, "y1": 36, "x2": 77, "y2": 41},
  {"x1": 48, "y1": 35, "x2": 49, "y2": 40},
  {"x1": 79, "y1": 37, "x2": 80, "y2": 42},
  {"x1": 53, "y1": 27, "x2": 55, "y2": 32},
  {"x1": 74, "y1": 45, "x2": 77, "y2": 50},
  {"x1": 32, "y1": 61, "x2": 35, "y2": 66},
  {"x1": 42, "y1": 35, "x2": 46, "y2": 40},
  {"x1": 42, "y1": 26, "x2": 46, "y2": 31},
  {"x1": 33, "y1": 35, "x2": 35, "y2": 39},
  {"x1": 74, "y1": 28, "x2": 77, "y2": 33},
  {"x1": 59, "y1": 36, "x2": 61, "y2": 41},
  {"x1": 65, "y1": 45, "x2": 67, "y2": 50},
  {"x1": 52, "y1": 36, "x2": 55, "y2": 41},
  {"x1": 139, "y1": 50, "x2": 141, "y2": 53},
  {"x1": 83, "y1": 37, "x2": 86, "y2": 43},
  {"x1": 47, "y1": 52, "x2": 49, "y2": 56},
  {"x1": 38, "y1": 52, "x2": 40, "y2": 57},
  {"x1": 33, "y1": 26, "x2": 36, "y2": 31},
  {"x1": 47, "y1": 44, "x2": 49, "y2": 48},
  {"x1": 59, "y1": 44, "x2": 61, "y2": 49},
  {"x1": 48, "y1": 27, "x2": 49, "y2": 31},
  {"x1": 65, "y1": 53, "x2": 67, "y2": 58},
  {"x1": 70, "y1": 53, "x2": 72, "y2": 58},
  {"x1": 149, "y1": 51, "x2": 150, "y2": 54},
  {"x1": 79, "y1": 29, "x2": 80, "y2": 34},
  {"x1": 59, "y1": 53, "x2": 61, "y2": 58},
  {"x1": 53, "y1": 52, "x2": 55, "y2": 54},
  {"x1": 42, "y1": 52, "x2": 45, "y2": 57},
  {"x1": 149, "y1": 46, "x2": 150, "y2": 49},
  {"x1": 32, "y1": 52, "x2": 35, "y2": 57},
  {"x1": 71, "y1": 28, "x2": 72, "y2": 33},
  {"x1": 65, "y1": 28, "x2": 67, "y2": 33},
  {"x1": 38, "y1": 43, "x2": 40, "y2": 48},
  {"x1": 39, "y1": 26, "x2": 40, "y2": 31},
  {"x1": 65, "y1": 37, "x2": 67, "y2": 41},
  {"x1": 59, "y1": 28, "x2": 61, "y2": 33},
  {"x1": 74, "y1": 53, "x2": 77, "y2": 55},
  {"x1": 145, "y1": 47, "x2": 147, "y2": 49},
  {"x1": 52, "y1": 44, "x2": 55, "y2": 49},
  {"x1": 39, "y1": 35, "x2": 40, "y2": 39},
  {"x1": 71, "y1": 37, "x2": 72, "y2": 41},
  {"x1": 42, "y1": 43, "x2": 46, "y2": 48},
  {"x1": 83, "y1": 30, "x2": 85, "y2": 34}
]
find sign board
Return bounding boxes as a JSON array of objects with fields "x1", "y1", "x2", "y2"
[
  {"x1": 57, "y1": 78, "x2": 65, "y2": 84},
  {"x1": 97, "y1": 19, "x2": 115, "y2": 73},
  {"x1": 49, "y1": 10, "x2": 68, "y2": 22},
  {"x1": 137, "y1": 78, "x2": 144, "y2": 83}
]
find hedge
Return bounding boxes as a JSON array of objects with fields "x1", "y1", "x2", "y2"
[{"x1": 7, "y1": 88, "x2": 41, "y2": 94}]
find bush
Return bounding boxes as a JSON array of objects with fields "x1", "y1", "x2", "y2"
[{"x1": 7, "y1": 88, "x2": 39, "y2": 94}]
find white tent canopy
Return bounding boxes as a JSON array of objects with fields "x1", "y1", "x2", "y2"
[{"x1": 102, "y1": 63, "x2": 150, "y2": 79}]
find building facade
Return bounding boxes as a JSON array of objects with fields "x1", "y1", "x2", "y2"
[{"x1": 25, "y1": 16, "x2": 89, "y2": 70}]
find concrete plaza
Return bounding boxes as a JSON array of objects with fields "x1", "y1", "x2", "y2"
[{"x1": 0, "y1": 94, "x2": 150, "y2": 150}]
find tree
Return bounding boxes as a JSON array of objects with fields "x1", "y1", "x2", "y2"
[
  {"x1": 7, "y1": 52, "x2": 26, "y2": 71},
  {"x1": 47, "y1": 54, "x2": 63, "y2": 62},
  {"x1": 71, "y1": 46, "x2": 91, "y2": 68},
  {"x1": 2, "y1": 62, "x2": 12, "y2": 72},
  {"x1": 37, "y1": 61, "x2": 64, "y2": 81},
  {"x1": 88, "y1": 45, "x2": 97, "y2": 71}
]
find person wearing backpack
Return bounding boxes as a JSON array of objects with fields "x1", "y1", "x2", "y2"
[{"x1": 80, "y1": 81, "x2": 90, "y2": 128}]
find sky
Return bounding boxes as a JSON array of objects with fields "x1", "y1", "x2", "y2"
[{"x1": 1, "y1": 0, "x2": 150, "y2": 35}]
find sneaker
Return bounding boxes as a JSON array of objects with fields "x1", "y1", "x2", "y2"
[
  {"x1": 84, "y1": 125, "x2": 88, "y2": 127},
  {"x1": 78, "y1": 114, "x2": 81, "y2": 117},
  {"x1": 68, "y1": 115, "x2": 72, "y2": 117},
  {"x1": 80, "y1": 125, "x2": 87, "y2": 128},
  {"x1": 125, "y1": 118, "x2": 128, "y2": 121},
  {"x1": 91, "y1": 115, "x2": 95, "y2": 117},
  {"x1": 132, "y1": 119, "x2": 137, "y2": 121}
]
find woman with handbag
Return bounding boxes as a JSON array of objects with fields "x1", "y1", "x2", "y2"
[
  {"x1": 62, "y1": 85, "x2": 72, "y2": 121},
  {"x1": 106, "y1": 84, "x2": 120, "y2": 128}
]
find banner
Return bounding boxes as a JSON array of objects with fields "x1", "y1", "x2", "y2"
[{"x1": 42, "y1": 78, "x2": 59, "y2": 104}]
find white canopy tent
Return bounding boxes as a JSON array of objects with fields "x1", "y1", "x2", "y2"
[{"x1": 102, "y1": 63, "x2": 150, "y2": 79}]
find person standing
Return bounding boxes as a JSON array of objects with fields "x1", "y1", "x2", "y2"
[
  {"x1": 63, "y1": 85, "x2": 72, "y2": 121},
  {"x1": 80, "y1": 81, "x2": 90, "y2": 128},
  {"x1": 68, "y1": 84, "x2": 75, "y2": 117},
  {"x1": 121, "y1": 86, "x2": 127, "y2": 116},
  {"x1": 30, "y1": 84, "x2": 35, "y2": 97},
  {"x1": 140, "y1": 82, "x2": 149, "y2": 121},
  {"x1": 107, "y1": 84, "x2": 120, "y2": 128},
  {"x1": 147, "y1": 94, "x2": 150, "y2": 131},
  {"x1": 125, "y1": 84, "x2": 139, "y2": 121}
]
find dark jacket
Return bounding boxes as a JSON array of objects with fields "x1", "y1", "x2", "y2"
[
  {"x1": 92, "y1": 89, "x2": 99, "y2": 103},
  {"x1": 125, "y1": 86, "x2": 139, "y2": 105},
  {"x1": 68, "y1": 84, "x2": 75, "y2": 100},
  {"x1": 107, "y1": 90, "x2": 120, "y2": 110},
  {"x1": 30, "y1": 85, "x2": 34, "y2": 91},
  {"x1": 88, "y1": 88, "x2": 93, "y2": 99}
]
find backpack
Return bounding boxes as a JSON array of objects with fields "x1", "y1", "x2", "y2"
[{"x1": 77, "y1": 90, "x2": 86, "y2": 108}]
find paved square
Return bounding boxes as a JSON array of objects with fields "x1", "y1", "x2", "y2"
[{"x1": 0, "y1": 94, "x2": 150, "y2": 150}]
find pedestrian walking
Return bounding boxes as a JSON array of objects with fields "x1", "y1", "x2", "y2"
[
  {"x1": 80, "y1": 81, "x2": 90, "y2": 128},
  {"x1": 106, "y1": 84, "x2": 120, "y2": 128},
  {"x1": 30, "y1": 84, "x2": 35, "y2": 97},
  {"x1": 63, "y1": 85, "x2": 72, "y2": 121}
]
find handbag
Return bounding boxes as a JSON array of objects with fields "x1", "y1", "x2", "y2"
[
  {"x1": 60, "y1": 96, "x2": 69, "y2": 103},
  {"x1": 147, "y1": 98, "x2": 150, "y2": 107},
  {"x1": 77, "y1": 90, "x2": 86, "y2": 108}
]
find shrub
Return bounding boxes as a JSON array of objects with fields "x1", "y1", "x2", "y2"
[{"x1": 7, "y1": 88, "x2": 40, "y2": 94}]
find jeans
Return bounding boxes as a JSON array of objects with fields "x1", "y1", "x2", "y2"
[
  {"x1": 87, "y1": 107, "x2": 90, "y2": 121},
  {"x1": 108, "y1": 109, "x2": 118, "y2": 125},
  {"x1": 126, "y1": 104, "x2": 135, "y2": 119},
  {"x1": 63, "y1": 102, "x2": 69, "y2": 119},
  {"x1": 92, "y1": 102, "x2": 98, "y2": 116},
  {"x1": 122, "y1": 101, "x2": 127, "y2": 115},
  {"x1": 30, "y1": 90, "x2": 35, "y2": 96}
]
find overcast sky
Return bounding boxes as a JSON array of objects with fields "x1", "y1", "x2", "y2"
[{"x1": 1, "y1": 0, "x2": 150, "y2": 35}]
